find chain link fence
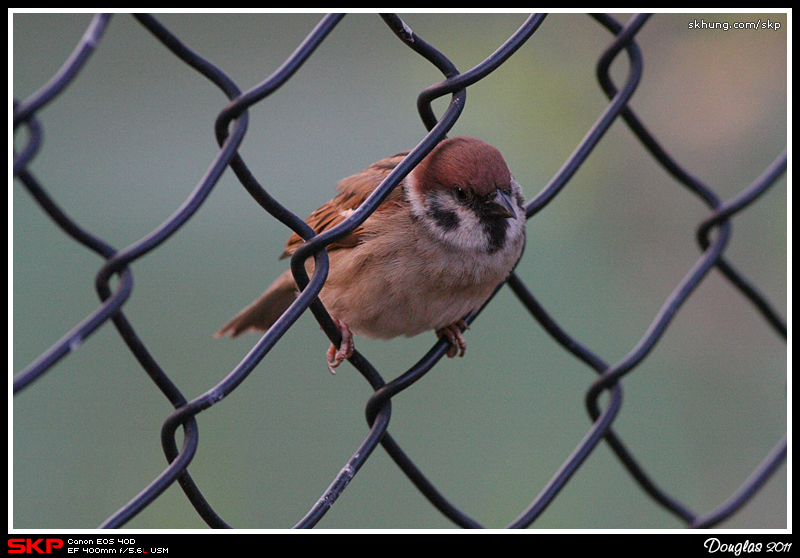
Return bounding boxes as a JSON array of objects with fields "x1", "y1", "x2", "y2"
[{"x1": 12, "y1": 12, "x2": 787, "y2": 529}]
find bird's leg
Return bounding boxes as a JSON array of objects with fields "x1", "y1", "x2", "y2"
[
  {"x1": 326, "y1": 317, "x2": 354, "y2": 374},
  {"x1": 436, "y1": 319, "x2": 469, "y2": 358}
]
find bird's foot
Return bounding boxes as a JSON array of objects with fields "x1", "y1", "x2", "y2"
[
  {"x1": 326, "y1": 318, "x2": 354, "y2": 374},
  {"x1": 436, "y1": 319, "x2": 469, "y2": 358}
]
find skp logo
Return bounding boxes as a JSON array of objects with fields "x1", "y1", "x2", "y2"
[{"x1": 8, "y1": 539, "x2": 63, "y2": 554}]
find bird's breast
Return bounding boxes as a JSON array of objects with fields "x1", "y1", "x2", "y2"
[{"x1": 313, "y1": 214, "x2": 522, "y2": 339}]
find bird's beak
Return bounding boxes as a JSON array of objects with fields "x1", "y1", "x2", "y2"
[{"x1": 485, "y1": 189, "x2": 517, "y2": 219}]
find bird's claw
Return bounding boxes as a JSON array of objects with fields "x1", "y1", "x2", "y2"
[
  {"x1": 326, "y1": 318, "x2": 354, "y2": 374},
  {"x1": 436, "y1": 319, "x2": 469, "y2": 358}
]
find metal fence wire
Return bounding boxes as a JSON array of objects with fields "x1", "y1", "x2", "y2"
[{"x1": 12, "y1": 13, "x2": 787, "y2": 529}]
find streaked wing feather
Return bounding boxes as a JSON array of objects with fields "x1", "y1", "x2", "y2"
[{"x1": 281, "y1": 151, "x2": 409, "y2": 258}]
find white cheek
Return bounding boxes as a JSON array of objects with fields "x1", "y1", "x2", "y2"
[
  {"x1": 404, "y1": 175, "x2": 428, "y2": 221},
  {"x1": 406, "y1": 176, "x2": 527, "y2": 254},
  {"x1": 425, "y1": 191, "x2": 491, "y2": 252},
  {"x1": 450, "y1": 206, "x2": 490, "y2": 250}
]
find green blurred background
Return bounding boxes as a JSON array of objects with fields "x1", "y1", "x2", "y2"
[{"x1": 12, "y1": 12, "x2": 787, "y2": 529}]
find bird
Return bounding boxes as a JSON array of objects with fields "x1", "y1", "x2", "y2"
[{"x1": 215, "y1": 136, "x2": 526, "y2": 373}]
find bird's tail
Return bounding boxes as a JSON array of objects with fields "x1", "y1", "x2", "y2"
[{"x1": 215, "y1": 269, "x2": 297, "y2": 338}]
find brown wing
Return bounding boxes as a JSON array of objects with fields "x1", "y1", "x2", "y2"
[{"x1": 281, "y1": 151, "x2": 410, "y2": 258}]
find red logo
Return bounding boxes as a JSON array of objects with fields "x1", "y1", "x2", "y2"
[{"x1": 8, "y1": 539, "x2": 64, "y2": 554}]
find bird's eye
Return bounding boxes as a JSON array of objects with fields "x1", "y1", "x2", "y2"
[{"x1": 454, "y1": 186, "x2": 470, "y2": 203}]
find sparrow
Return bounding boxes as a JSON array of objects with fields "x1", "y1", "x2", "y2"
[{"x1": 216, "y1": 136, "x2": 526, "y2": 373}]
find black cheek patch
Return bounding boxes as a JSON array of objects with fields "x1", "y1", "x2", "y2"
[{"x1": 428, "y1": 198, "x2": 461, "y2": 231}]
